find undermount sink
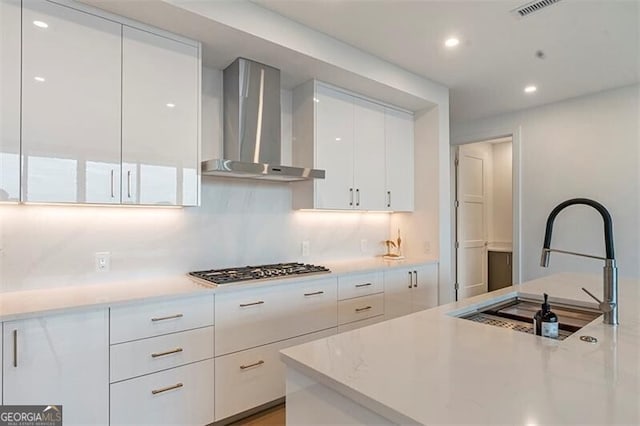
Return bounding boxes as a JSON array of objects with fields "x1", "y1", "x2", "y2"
[{"x1": 456, "y1": 296, "x2": 602, "y2": 340}]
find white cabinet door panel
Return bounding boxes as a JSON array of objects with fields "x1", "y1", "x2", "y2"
[
  {"x1": 314, "y1": 84, "x2": 354, "y2": 209},
  {"x1": 110, "y1": 326, "x2": 214, "y2": 383},
  {"x1": 111, "y1": 358, "x2": 214, "y2": 426},
  {"x1": 2, "y1": 310, "x2": 109, "y2": 426},
  {"x1": 110, "y1": 295, "x2": 214, "y2": 344},
  {"x1": 215, "y1": 277, "x2": 337, "y2": 356},
  {"x1": 21, "y1": 1, "x2": 121, "y2": 204},
  {"x1": 411, "y1": 264, "x2": 438, "y2": 312},
  {"x1": 0, "y1": 0, "x2": 21, "y2": 202},
  {"x1": 385, "y1": 108, "x2": 414, "y2": 211},
  {"x1": 122, "y1": 26, "x2": 199, "y2": 206},
  {"x1": 214, "y1": 328, "x2": 335, "y2": 421},
  {"x1": 354, "y1": 97, "x2": 386, "y2": 210},
  {"x1": 383, "y1": 268, "x2": 414, "y2": 320}
]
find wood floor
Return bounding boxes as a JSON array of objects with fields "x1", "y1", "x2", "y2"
[{"x1": 230, "y1": 404, "x2": 285, "y2": 426}]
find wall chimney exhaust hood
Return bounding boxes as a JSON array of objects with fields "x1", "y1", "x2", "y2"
[{"x1": 202, "y1": 58, "x2": 325, "y2": 181}]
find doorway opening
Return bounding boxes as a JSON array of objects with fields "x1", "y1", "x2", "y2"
[{"x1": 454, "y1": 136, "x2": 514, "y2": 301}]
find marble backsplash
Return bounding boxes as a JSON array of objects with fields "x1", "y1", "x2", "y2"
[{"x1": 0, "y1": 177, "x2": 392, "y2": 292}]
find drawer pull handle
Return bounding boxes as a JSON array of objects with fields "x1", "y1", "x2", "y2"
[
  {"x1": 355, "y1": 306, "x2": 372, "y2": 313},
  {"x1": 13, "y1": 330, "x2": 17, "y2": 368},
  {"x1": 151, "y1": 382, "x2": 183, "y2": 395},
  {"x1": 151, "y1": 347, "x2": 183, "y2": 358},
  {"x1": 304, "y1": 291, "x2": 324, "y2": 296},
  {"x1": 355, "y1": 283, "x2": 372, "y2": 288},
  {"x1": 151, "y1": 313, "x2": 184, "y2": 322},
  {"x1": 240, "y1": 360, "x2": 265, "y2": 370},
  {"x1": 239, "y1": 301, "x2": 264, "y2": 307}
]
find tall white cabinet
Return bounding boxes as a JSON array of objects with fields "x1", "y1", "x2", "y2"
[
  {"x1": 2, "y1": 310, "x2": 109, "y2": 426},
  {"x1": 0, "y1": 0, "x2": 21, "y2": 202},
  {"x1": 21, "y1": 0, "x2": 122, "y2": 204},
  {"x1": 122, "y1": 26, "x2": 200, "y2": 206},
  {"x1": 293, "y1": 80, "x2": 414, "y2": 211}
]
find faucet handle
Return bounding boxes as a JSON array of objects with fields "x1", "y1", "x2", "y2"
[{"x1": 581, "y1": 287, "x2": 614, "y2": 313}]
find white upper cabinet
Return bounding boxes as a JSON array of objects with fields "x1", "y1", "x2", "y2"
[
  {"x1": 314, "y1": 84, "x2": 354, "y2": 209},
  {"x1": 384, "y1": 108, "x2": 414, "y2": 211},
  {"x1": 21, "y1": 0, "x2": 122, "y2": 204},
  {"x1": 122, "y1": 26, "x2": 200, "y2": 206},
  {"x1": 354, "y1": 98, "x2": 386, "y2": 210},
  {"x1": 292, "y1": 80, "x2": 414, "y2": 211},
  {"x1": 3, "y1": 310, "x2": 109, "y2": 425},
  {"x1": 0, "y1": 0, "x2": 20, "y2": 202}
]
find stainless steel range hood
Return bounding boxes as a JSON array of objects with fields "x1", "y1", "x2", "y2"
[{"x1": 202, "y1": 58, "x2": 325, "y2": 181}]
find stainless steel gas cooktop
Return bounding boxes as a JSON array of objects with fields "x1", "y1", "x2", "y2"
[{"x1": 189, "y1": 262, "x2": 331, "y2": 285}]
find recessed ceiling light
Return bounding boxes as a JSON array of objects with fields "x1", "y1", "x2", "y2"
[
  {"x1": 335, "y1": 137, "x2": 341, "y2": 141},
  {"x1": 166, "y1": 103, "x2": 176, "y2": 108},
  {"x1": 33, "y1": 20, "x2": 48, "y2": 28},
  {"x1": 34, "y1": 76, "x2": 45, "y2": 82},
  {"x1": 445, "y1": 37, "x2": 460, "y2": 48},
  {"x1": 524, "y1": 85, "x2": 537, "y2": 93}
]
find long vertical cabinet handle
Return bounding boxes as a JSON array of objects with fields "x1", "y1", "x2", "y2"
[
  {"x1": 110, "y1": 169, "x2": 115, "y2": 198},
  {"x1": 413, "y1": 270, "x2": 418, "y2": 288},
  {"x1": 127, "y1": 170, "x2": 132, "y2": 199},
  {"x1": 387, "y1": 191, "x2": 391, "y2": 208},
  {"x1": 408, "y1": 271, "x2": 413, "y2": 288},
  {"x1": 356, "y1": 189, "x2": 360, "y2": 207},
  {"x1": 13, "y1": 329, "x2": 17, "y2": 367},
  {"x1": 349, "y1": 188, "x2": 353, "y2": 206},
  {"x1": 507, "y1": 254, "x2": 511, "y2": 266}
]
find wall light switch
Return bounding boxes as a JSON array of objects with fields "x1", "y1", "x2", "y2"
[
  {"x1": 95, "y1": 252, "x2": 111, "y2": 272},
  {"x1": 424, "y1": 241, "x2": 431, "y2": 253},
  {"x1": 360, "y1": 239, "x2": 368, "y2": 253},
  {"x1": 301, "y1": 241, "x2": 310, "y2": 257}
]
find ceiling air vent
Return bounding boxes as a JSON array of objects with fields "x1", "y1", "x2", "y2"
[{"x1": 511, "y1": 0, "x2": 562, "y2": 18}]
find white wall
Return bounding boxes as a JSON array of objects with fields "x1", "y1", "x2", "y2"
[
  {"x1": 0, "y1": 68, "x2": 390, "y2": 292},
  {"x1": 452, "y1": 85, "x2": 640, "y2": 280}
]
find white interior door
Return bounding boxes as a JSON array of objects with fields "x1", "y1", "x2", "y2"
[{"x1": 456, "y1": 145, "x2": 488, "y2": 299}]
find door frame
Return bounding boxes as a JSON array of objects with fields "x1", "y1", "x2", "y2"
[{"x1": 451, "y1": 126, "x2": 521, "y2": 301}]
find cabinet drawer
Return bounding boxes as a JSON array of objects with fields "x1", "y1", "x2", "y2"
[
  {"x1": 215, "y1": 277, "x2": 337, "y2": 356},
  {"x1": 338, "y1": 293, "x2": 384, "y2": 325},
  {"x1": 337, "y1": 314, "x2": 385, "y2": 334},
  {"x1": 338, "y1": 272, "x2": 383, "y2": 300},
  {"x1": 111, "y1": 358, "x2": 214, "y2": 426},
  {"x1": 214, "y1": 328, "x2": 335, "y2": 421},
  {"x1": 110, "y1": 295, "x2": 214, "y2": 344},
  {"x1": 110, "y1": 326, "x2": 214, "y2": 383}
]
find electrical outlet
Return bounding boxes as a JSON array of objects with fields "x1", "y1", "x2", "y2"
[
  {"x1": 360, "y1": 239, "x2": 368, "y2": 253},
  {"x1": 95, "y1": 252, "x2": 111, "y2": 272},
  {"x1": 301, "y1": 241, "x2": 310, "y2": 257},
  {"x1": 424, "y1": 241, "x2": 431, "y2": 253}
]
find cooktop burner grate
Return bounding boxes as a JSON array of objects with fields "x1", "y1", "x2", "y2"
[{"x1": 189, "y1": 262, "x2": 330, "y2": 285}]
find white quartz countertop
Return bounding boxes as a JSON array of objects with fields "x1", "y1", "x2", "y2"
[
  {"x1": 0, "y1": 256, "x2": 437, "y2": 321},
  {"x1": 280, "y1": 273, "x2": 640, "y2": 425}
]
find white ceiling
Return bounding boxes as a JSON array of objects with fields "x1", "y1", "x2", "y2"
[{"x1": 252, "y1": 0, "x2": 640, "y2": 122}]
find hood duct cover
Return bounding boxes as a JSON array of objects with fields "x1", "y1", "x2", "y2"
[{"x1": 202, "y1": 58, "x2": 325, "y2": 181}]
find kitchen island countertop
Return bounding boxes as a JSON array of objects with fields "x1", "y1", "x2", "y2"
[{"x1": 281, "y1": 273, "x2": 640, "y2": 425}]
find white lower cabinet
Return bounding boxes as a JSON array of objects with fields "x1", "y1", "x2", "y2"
[
  {"x1": 110, "y1": 358, "x2": 214, "y2": 426},
  {"x1": 338, "y1": 293, "x2": 384, "y2": 325},
  {"x1": 214, "y1": 328, "x2": 335, "y2": 422},
  {"x1": 2, "y1": 310, "x2": 109, "y2": 426},
  {"x1": 215, "y1": 277, "x2": 337, "y2": 356},
  {"x1": 109, "y1": 295, "x2": 215, "y2": 425},
  {"x1": 384, "y1": 263, "x2": 438, "y2": 320}
]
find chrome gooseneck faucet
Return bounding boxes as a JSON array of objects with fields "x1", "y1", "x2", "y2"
[{"x1": 540, "y1": 198, "x2": 618, "y2": 325}]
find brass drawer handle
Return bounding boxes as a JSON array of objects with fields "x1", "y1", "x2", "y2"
[
  {"x1": 355, "y1": 283, "x2": 372, "y2": 288},
  {"x1": 151, "y1": 314, "x2": 183, "y2": 322},
  {"x1": 151, "y1": 382, "x2": 183, "y2": 395},
  {"x1": 239, "y1": 300, "x2": 264, "y2": 308},
  {"x1": 304, "y1": 291, "x2": 324, "y2": 296},
  {"x1": 240, "y1": 360, "x2": 265, "y2": 370},
  {"x1": 355, "y1": 306, "x2": 372, "y2": 312},
  {"x1": 151, "y1": 347, "x2": 183, "y2": 358}
]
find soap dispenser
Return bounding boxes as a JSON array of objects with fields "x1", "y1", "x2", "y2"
[{"x1": 533, "y1": 293, "x2": 559, "y2": 338}]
